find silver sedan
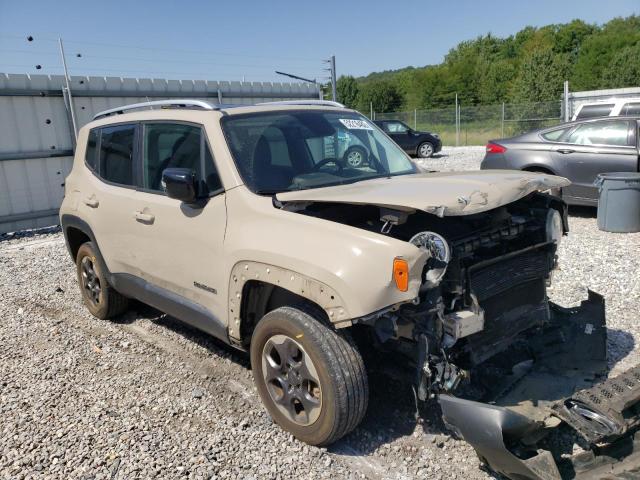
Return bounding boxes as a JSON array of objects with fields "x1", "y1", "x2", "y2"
[{"x1": 481, "y1": 117, "x2": 639, "y2": 205}]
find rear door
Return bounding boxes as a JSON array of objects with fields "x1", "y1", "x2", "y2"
[
  {"x1": 83, "y1": 123, "x2": 140, "y2": 274},
  {"x1": 551, "y1": 119, "x2": 638, "y2": 203}
]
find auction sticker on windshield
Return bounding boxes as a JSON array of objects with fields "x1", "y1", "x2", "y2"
[{"x1": 339, "y1": 119, "x2": 373, "y2": 130}]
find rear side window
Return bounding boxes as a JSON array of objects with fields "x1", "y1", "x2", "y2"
[
  {"x1": 99, "y1": 124, "x2": 136, "y2": 186},
  {"x1": 576, "y1": 104, "x2": 614, "y2": 119},
  {"x1": 566, "y1": 120, "x2": 633, "y2": 147},
  {"x1": 85, "y1": 129, "x2": 99, "y2": 171},
  {"x1": 621, "y1": 102, "x2": 640, "y2": 116},
  {"x1": 541, "y1": 127, "x2": 569, "y2": 142}
]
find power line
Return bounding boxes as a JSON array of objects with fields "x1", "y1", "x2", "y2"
[
  {"x1": 2, "y1": 64, "x2": 323, "y2": 82},
  {"x1": 0, "y1": 48, "x2": 322, "y2": 71},
  {"x1": 0, "y1": 34, "x2": 321, "y2": 63}
]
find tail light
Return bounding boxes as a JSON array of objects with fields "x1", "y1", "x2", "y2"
[{"x1": 486, "y1": 143, "x2": 506, "y2": 154}]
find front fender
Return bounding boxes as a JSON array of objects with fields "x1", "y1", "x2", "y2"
[{"x1": 224, "y1": 188, "x2": 428, "y2": 335}]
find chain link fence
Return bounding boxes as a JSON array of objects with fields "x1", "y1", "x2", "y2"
[{"x1": 373, "y1": 100, "x2": 563, "y2": 146}]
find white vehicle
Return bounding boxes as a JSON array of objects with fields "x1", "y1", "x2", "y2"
[{"x1": 572, "y1": 97, "x2": 640, "y2": 120}]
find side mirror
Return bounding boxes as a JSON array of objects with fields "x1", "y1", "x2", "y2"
[{"x1": 162, "y1": 168, "x2": 198, "y2": 203}]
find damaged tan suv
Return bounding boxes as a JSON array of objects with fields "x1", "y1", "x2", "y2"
[{"x1": 61, "y1": 100, "x2": 640, "y2": 479}]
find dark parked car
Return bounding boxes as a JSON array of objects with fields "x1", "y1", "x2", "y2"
[
  {"x1": 373, "y1": 120, "x2": 442, "y2": 158},
  {"x1": 481, "y1": 117, "x2": 640, "y2": 206}
]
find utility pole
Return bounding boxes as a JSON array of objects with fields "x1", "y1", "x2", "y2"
[
  {"x1": 323, "y1": 55, "x2": 337, "y2": 101},
  {"x1": 330, "y1": 55, "x2": 337, "y2": 101},
  {"x1": 563, "y1": 80, "x2": 570, "y2": 122},
  {"x1": 455, "y1": 93, "x2": 459, "y2": 147},
  {"x1": 58, "y1": 38, "x2": 78, "y2": 143}
]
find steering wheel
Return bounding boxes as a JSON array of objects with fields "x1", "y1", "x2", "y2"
[{"x1": 312, "y1": 158, "x2": 344, "y2": 172}]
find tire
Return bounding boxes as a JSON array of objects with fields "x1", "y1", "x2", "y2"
[
  {"x1": 75, "y1": 242, "x2": 128, "y2": 319},
  {"x1": 250, "y1": 306, "x2": 368, "y2": 446},
  {"x1": 343, "y1": 146, "x2": 367, "y2": 168},
  {"x1": 417, "y1": 142, "x2": 434, "y2": 158}
]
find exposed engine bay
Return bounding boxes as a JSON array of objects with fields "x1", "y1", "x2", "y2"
[{"x1": 280, "y1": 192, "x2": 640, "y2": 479}]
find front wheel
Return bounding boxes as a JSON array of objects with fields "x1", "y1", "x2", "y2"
[
  {"x1": 417, "y1": 142, "x2": 434, "y2": 158},
  {"x1": 343, "y1": 146, "x2": 367, "y2": 168},
  {"x1": 250, "y1": 306, "x2": 368, "y2": 446}
]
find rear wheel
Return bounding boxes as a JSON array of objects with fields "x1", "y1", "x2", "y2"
[
  {"x1": 417, "y1": 142, "x2": 434, "y2": 158},
  {"x1": 250, "y1": 306, "x2": 368, "y2": 446},
  {"x1": 76, "y1": 242, "x2": 128, "y2": 319}
]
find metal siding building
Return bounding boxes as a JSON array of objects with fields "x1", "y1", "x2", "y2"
[{"x1": 0, "y1": 73, "x2": 321, "y2": 233}]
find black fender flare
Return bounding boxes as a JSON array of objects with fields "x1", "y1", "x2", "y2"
[{"x1": 60, "y1": 214, "x2": 110, "y2": 276}]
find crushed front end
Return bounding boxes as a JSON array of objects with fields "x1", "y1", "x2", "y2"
[{"x1": 352, "y1": 193, "x2": 640, "y2": 479}]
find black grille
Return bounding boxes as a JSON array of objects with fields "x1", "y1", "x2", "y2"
[{"x1": 468, "y1": 250, "x2": 550, "y2": 301}]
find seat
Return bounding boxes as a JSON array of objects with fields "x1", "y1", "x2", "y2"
[{"x1": 251, "y1": 136, "x2": 293, "y2": 192}]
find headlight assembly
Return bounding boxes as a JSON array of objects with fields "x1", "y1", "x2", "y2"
[{"x1": 409, "y1": 231, "x2": 450, "y2": 287}]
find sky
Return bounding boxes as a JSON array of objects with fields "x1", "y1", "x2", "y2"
[{"x1": 0, "y1": 0, "x2": 638, "y2": 83}]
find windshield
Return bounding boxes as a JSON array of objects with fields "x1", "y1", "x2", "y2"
[{"x1": 221, "y1": 110, "x2": 416, "y2": 194}]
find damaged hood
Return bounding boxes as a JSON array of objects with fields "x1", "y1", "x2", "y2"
[{"x1": 276, "y1": 170, "x2": 570, "y2": 216}]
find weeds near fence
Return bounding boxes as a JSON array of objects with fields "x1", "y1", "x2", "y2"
[{"x1": 374, "y1": 101, "x2": 563, "y2": 146}]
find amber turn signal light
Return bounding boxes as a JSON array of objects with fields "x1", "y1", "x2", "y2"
[{"x1": 393, "y1": 258, "x2": 409, "y2": 292}]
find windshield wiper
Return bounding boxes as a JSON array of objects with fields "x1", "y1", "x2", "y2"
[{"x1": 254, "y1": 189, "x2": 281, "y2": 195}]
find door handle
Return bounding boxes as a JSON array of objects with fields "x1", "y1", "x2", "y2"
[
  {"x1": 557, "y1": 149, "x2": 575, "y2": 154},
  {"x1": 134, "y1": 211, "x2": 155, "y2": 223},
  {"x1": 83, "y1": 197, "x2": 99, "y2": 208}
]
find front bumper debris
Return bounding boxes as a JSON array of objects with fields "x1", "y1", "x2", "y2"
[{"x1": 437, "y1": 291, "x2": 640, "y2": 479}]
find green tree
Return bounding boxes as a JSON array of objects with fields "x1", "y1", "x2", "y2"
[
  {"x1": 336, "y1": 75, "x2": 359, "y2": 108},
  {"x1": 350, "y1": 15, "x2": 640, "y2": 108},
  {"x1": 572, "y1": 16, "x2": 640, "y2": 89},
  {"x1": 511, "y1": 48, "x2": 570, "y2": 103},
  {"x1": 356, "y1": 80, "x2": 403, "y2": 113},
  {"x1": 603, "y1": 43, "x2": 640, "y2": 88}
]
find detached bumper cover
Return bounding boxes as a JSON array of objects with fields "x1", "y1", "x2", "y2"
[{"x1": 438, "y1": 291, "x2": 640, "y2": 479}]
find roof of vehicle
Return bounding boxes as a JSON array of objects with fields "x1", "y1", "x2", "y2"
[
  {"x1": 84, "y1": 99, "x2": 358, "y2": 130},
  {"x1": 93, "y1": 99, "x2": 346, "y2": 119},
  {"x1": 545, "y1": 115, "x2": 640, "y2": 129}
]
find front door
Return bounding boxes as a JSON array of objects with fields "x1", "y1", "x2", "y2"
[
  {"x1": 551, "y1": 119, "x2": 638, "y2": 203},
  {"x1": 384, "y1": 121, "x2": 413, "y2": 151},
  {"x1": 129, "y1": 122, "x2": 228, "y2": 325}
]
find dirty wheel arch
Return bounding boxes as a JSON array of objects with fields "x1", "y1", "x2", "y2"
[{"x1": 228, "y1": 261, "x2": 351, "y2": 343}]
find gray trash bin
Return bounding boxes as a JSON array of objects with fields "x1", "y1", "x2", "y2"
[{"x1": 596, "y1": 172, "x2": 640, "y2": 233}]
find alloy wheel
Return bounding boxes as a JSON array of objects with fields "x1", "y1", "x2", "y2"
[
  {"x1": 419, "y1": 143, "x2": 433, "y2": 157},
  {"x1": 261, "y1": 334, "x2": 322, "y2": 426},
  {"x1": 80, "y1": 256, "x2": 101, "y2": 305}
]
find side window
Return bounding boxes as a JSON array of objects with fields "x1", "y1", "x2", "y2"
[
  {"x1": 575, "y1": 104, "x2": 614, "y2": 119},
  {"x1": 565, "y1": 121, "x2": 632, "y2": 147},
  {"x1": 204, "y1": 145, "x2": 222, "y2": 192},
  {"x1": 143, "y1": 123, "x2": 202, "y2": 192},
  {"x1": 541, "y1": 127, "x2": 570, "y2": 142},
  {"x1": 85, "y1": 129, "x2": 99, "y2": 172},
  {"x1": 100, "y1": 124, "x2": 136, "y2": 186},
  {"x1": 386, "y1": 122, "x2": 409, "y2": 133},
  {"x1": 142, "y1": 123, "x2": 223, "y2": 194},
  {"x1": 621, "y1": 102, "x2": 640, "y2": 116}
]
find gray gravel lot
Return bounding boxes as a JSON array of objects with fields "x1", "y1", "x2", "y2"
[{"x1": 1, "y1": 146, "x2": 639, "y2": 479}]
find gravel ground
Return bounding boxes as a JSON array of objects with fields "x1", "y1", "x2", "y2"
[{"x1": 1, "y1": 146, "x2": 639, "y2": 479}]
